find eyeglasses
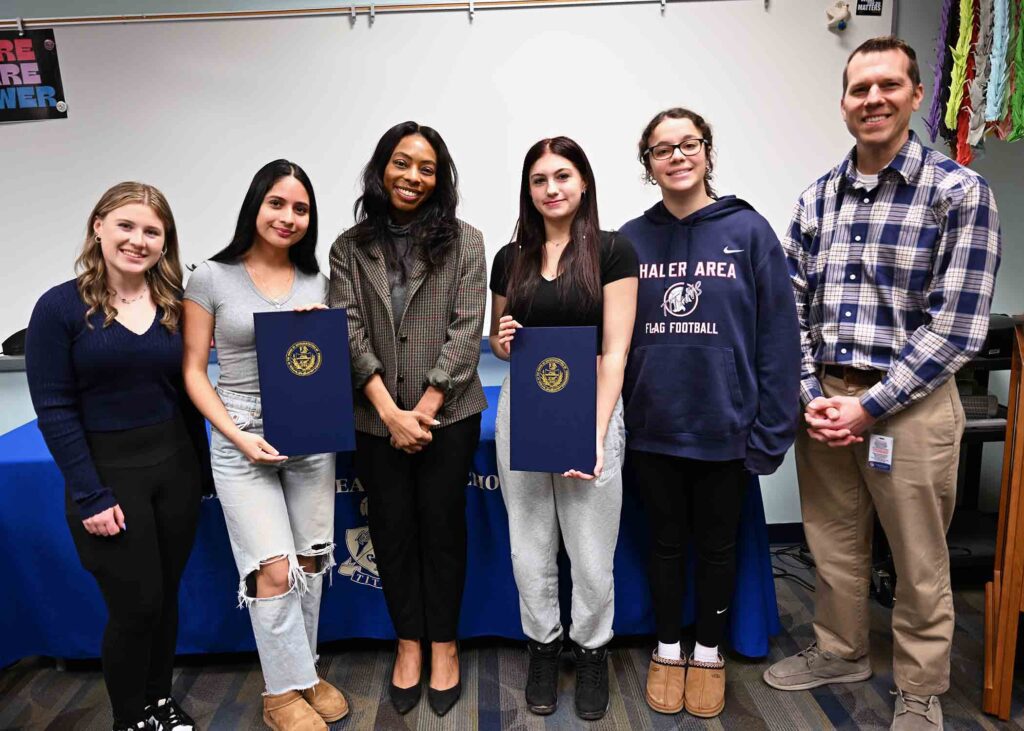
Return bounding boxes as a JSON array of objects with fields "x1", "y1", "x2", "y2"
[{"x1": 643, "y1": 139, "x2": 708, "y2": 161}]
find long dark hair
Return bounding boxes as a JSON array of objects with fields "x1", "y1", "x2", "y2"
[
  {"x1": 504, "y1": 137, "x2": 602, "y2": 319},
  {"x1": 352, "y1": 121, "x2": 461, "y2": 270},
  {"x1": 211, "y1": 159, "x2": 320, "y2": 275}
]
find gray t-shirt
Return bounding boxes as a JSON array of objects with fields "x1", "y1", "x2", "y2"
[{"x1": 184, "y1": 260, "x2": 328, "y2": 394}]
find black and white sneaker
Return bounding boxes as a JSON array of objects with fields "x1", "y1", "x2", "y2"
[{"x1": 146, "y1": 698, "x2": 196, "y2": 731}]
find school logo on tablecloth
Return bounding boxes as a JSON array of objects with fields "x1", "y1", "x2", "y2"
[{"x1": 338, "y1": 497, "x2": 382, "y2": 589}]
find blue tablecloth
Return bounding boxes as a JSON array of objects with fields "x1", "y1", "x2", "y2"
[{"x1": 0, "y1": 386, "x2": 780, "y2": 666}]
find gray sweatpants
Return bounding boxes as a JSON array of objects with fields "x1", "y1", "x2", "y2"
[{"x1": 495, "y1": 376, "x2": 624, "y2": 649}]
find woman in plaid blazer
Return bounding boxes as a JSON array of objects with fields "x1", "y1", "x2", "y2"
[{"x1": 328, "y1": 121, "x2": 486, "y2": 718}]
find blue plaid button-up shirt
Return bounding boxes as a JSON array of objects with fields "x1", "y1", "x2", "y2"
[{"x1": 783, "y1": 131, "x2": 1001, "y2": 419}]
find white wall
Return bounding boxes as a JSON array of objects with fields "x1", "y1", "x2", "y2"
[{"x1": 0, "y1": 0, "x2": 898, "y2": 522}]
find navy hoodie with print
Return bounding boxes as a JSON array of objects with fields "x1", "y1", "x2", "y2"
[{"x1": 620, "y1": 196, "x2": 800, "y2": 475}]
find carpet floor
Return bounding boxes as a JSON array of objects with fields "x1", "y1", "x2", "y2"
[{"x1": 2, "y1": 552, "x2": 1022, "y2": 730}]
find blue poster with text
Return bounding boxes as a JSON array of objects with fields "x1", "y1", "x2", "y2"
[{"x1": 0, "y1": 29, "x2": 67, "y2": 122}]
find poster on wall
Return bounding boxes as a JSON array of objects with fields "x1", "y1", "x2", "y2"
[
  {"x1": 856, "y1": 0, "x2": 883, "y2": 16},
  {"x1": 0, "y1": 29, "x2": 67, "y2": 122}
]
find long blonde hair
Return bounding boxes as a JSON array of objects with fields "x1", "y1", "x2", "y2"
[{"x1": 75, "y1": 182, "x2": 185, "y2": 332}]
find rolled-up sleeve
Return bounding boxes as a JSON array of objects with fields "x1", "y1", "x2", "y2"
[
  {"x1": 328, "y1": 234, "x2": 385, "y2": 389},
  {"x1": 425, "y1": 229, "x2": 486, "y2": 398}
]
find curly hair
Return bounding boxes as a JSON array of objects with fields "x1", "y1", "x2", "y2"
[
  {"x1": 75, "y1": 181, "x2": 184, "y2": 331},
  {"x1": 637, "y1": 107, "x2": 717, "y2": 198}
]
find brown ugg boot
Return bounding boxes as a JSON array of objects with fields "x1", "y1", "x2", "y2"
[
  {"x1": 302, "y1": 679, "x2": 350, "y2": 722},
  {"x1": 684, "y1": 654, "x2": 726, "y2": 718},
  {"x1": 645, "y1": 651, "x2": 686, "y2": 714},
  {"x1": 262, "y1": 690, "x2": 327, "y2": 731}
]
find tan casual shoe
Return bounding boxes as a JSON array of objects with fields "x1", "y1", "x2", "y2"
[
  {"x1": 302, "y1": 679, "x2": 350, "y2": 723},
  {"x1": 645, "y1": 651, "x2": 686, "y2": 714},
  {"x1": 763, "y1": 642, "x2": 871, "y2": 691},
  {"x1": 684, "y1": 654, "x2": 726, "y2": 718},
  {"x1": 890, "y1": 688, "x2": 943, "y2": 730},
  {"x1": 262, "y1": 690, "x2": 328, "y2": 731}
]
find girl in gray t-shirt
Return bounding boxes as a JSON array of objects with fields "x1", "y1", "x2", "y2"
[
  {"x1": 184, "y1": 259, "x2": 326, "y2": 395},
  {"x1": 181, "y1": 159, "x2": 349, "y2": 726}
]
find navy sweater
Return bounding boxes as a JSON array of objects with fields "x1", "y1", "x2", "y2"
[
  {"x1": 620, "y1": 197, "x2": 800, "y2": 475},
  {"x1": 25, "y1": 280, "x2": 211, "y2": 518}
]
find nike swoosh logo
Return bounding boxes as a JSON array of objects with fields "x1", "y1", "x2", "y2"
[
  {"x1": 716, "y1": 607, "x2": 729, "y2": 615},
  {"x1": 723, "y1": 247, "x2": 744, "y2": 254}
]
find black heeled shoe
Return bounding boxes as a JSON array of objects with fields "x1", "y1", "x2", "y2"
[
  {"x1": 427, "y1": 642, "x2": 462, "y2": 717},
  {"x1": 427, "y1": 681, "x2": 462, "y2": 717},
  {"x1": 389, "y1": 645, "x2": 422, "y2": 715}
]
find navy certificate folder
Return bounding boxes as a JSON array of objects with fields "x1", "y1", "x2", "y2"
[
  {"x1": 510, "y1": 326, "x2": 597, "y2": 473},
  {"x1": 254, "y1": 308, "x2": 356, "y2": 457}
]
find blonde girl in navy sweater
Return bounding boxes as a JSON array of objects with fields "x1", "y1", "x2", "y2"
[{"x1": 26, "y1": 182, "x2": 210, "y2": 731}]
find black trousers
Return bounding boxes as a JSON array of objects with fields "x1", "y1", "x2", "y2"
[
  {"x1": 630, "y1": 450, "x2": 747, "y2": 648},
  {"x1": 67, "y1": 416, "x2": 202, "y2": 725},
  {"x1": 355, "y1": 413, "x2": 481, "y2": 642}
]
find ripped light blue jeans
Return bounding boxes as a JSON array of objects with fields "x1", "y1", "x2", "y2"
[{"x1": 211, "y1": 388, "x2": 336, "y2": 694}]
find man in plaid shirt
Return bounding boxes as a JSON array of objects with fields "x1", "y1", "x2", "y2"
[{"x1": 763, "y1": 36, "x2": 1001, "y2": 730}]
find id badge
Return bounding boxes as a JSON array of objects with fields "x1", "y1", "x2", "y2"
[{"x1": 868, "y1": 434, "x2": 894, "y2": 472}]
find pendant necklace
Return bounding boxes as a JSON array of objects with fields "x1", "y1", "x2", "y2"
[{"x1": 117, "y1": 287, "x2": 149, "y2": 305}]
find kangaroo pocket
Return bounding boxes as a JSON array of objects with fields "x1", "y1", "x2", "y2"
[{"x1": 625, "y1": 344, "x2": 743, "y2": 438}]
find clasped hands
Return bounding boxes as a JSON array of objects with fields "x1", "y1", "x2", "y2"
[
  {"x1": 386, "y1": 408, "x2": 440, "y2": 454},
  {"x1": 804, "y1": 395, "x2": 876, "y2": 447}
]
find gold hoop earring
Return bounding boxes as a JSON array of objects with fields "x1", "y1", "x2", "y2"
[{"x1": 94, "y1": 235, "x2": 101, "y2": 244}]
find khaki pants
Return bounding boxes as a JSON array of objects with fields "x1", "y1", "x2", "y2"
[{"x1": 796, "y1": 375, "x2": 964, "y2": 695}]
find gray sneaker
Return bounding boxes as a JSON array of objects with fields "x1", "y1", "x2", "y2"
[
  {"x1": 891, "y1": 688, "x2": 943, "y2": 730},
  {"x1": 762, "y1": 642, "x2": 872, "y2": 690}
]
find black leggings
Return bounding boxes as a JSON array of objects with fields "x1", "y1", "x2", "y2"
[
  {"x1": 355, "y1": 413, "x2": 481, "y2": 642},
  {"x1": 67, "y1": 416, "x2": 202, "y2": 725},
  {"x1": 630, "y1": 450, "x2": 747, "y2": 648}
]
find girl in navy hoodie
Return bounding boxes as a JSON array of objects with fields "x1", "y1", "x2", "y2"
[{"x1": 620, "y1": 108, "x2": 799, "y2": 718}]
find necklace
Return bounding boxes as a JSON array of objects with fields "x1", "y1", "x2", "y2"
[
  {"x1": 545, "y1": 238, "x2": 570, "y2": 247},
  {"x1": 117, "y1": 287, "x2": 149, "y2": 305},
  {"x1": 245, "y1": 261, "x2": 293, "y2": 305}
]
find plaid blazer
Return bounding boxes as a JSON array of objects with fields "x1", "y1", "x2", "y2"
[{"x1": 328, "y1": 219, "x2": 487, "y2": 437}]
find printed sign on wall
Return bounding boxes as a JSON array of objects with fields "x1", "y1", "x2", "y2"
[
  {"x1": 0, "y1": 29, "x2": 67, "y2": 122},
  {"x1": 856, "y1": 0, "x2": 883, "y2": 16}
]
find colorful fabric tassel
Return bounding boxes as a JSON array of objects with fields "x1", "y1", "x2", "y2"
[
  {"x1": 968, "y1": 0, "x2": 995, "y2": 145},
  {"x1": 927, "y1": 0, "x2": 957, "y2": 140},
  {"x1": 955, "y1": 0, "x2": 979, "y2": 164},
  {"x1": 985, "y1": 0, "x2": 1011, "y2": 120},
  {"x1": 1009, "y1": 0, "x2": 1024, "y2": 140},
  {"x1": 945, "y1": 0, "x2": 976, "y2": 131}
]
